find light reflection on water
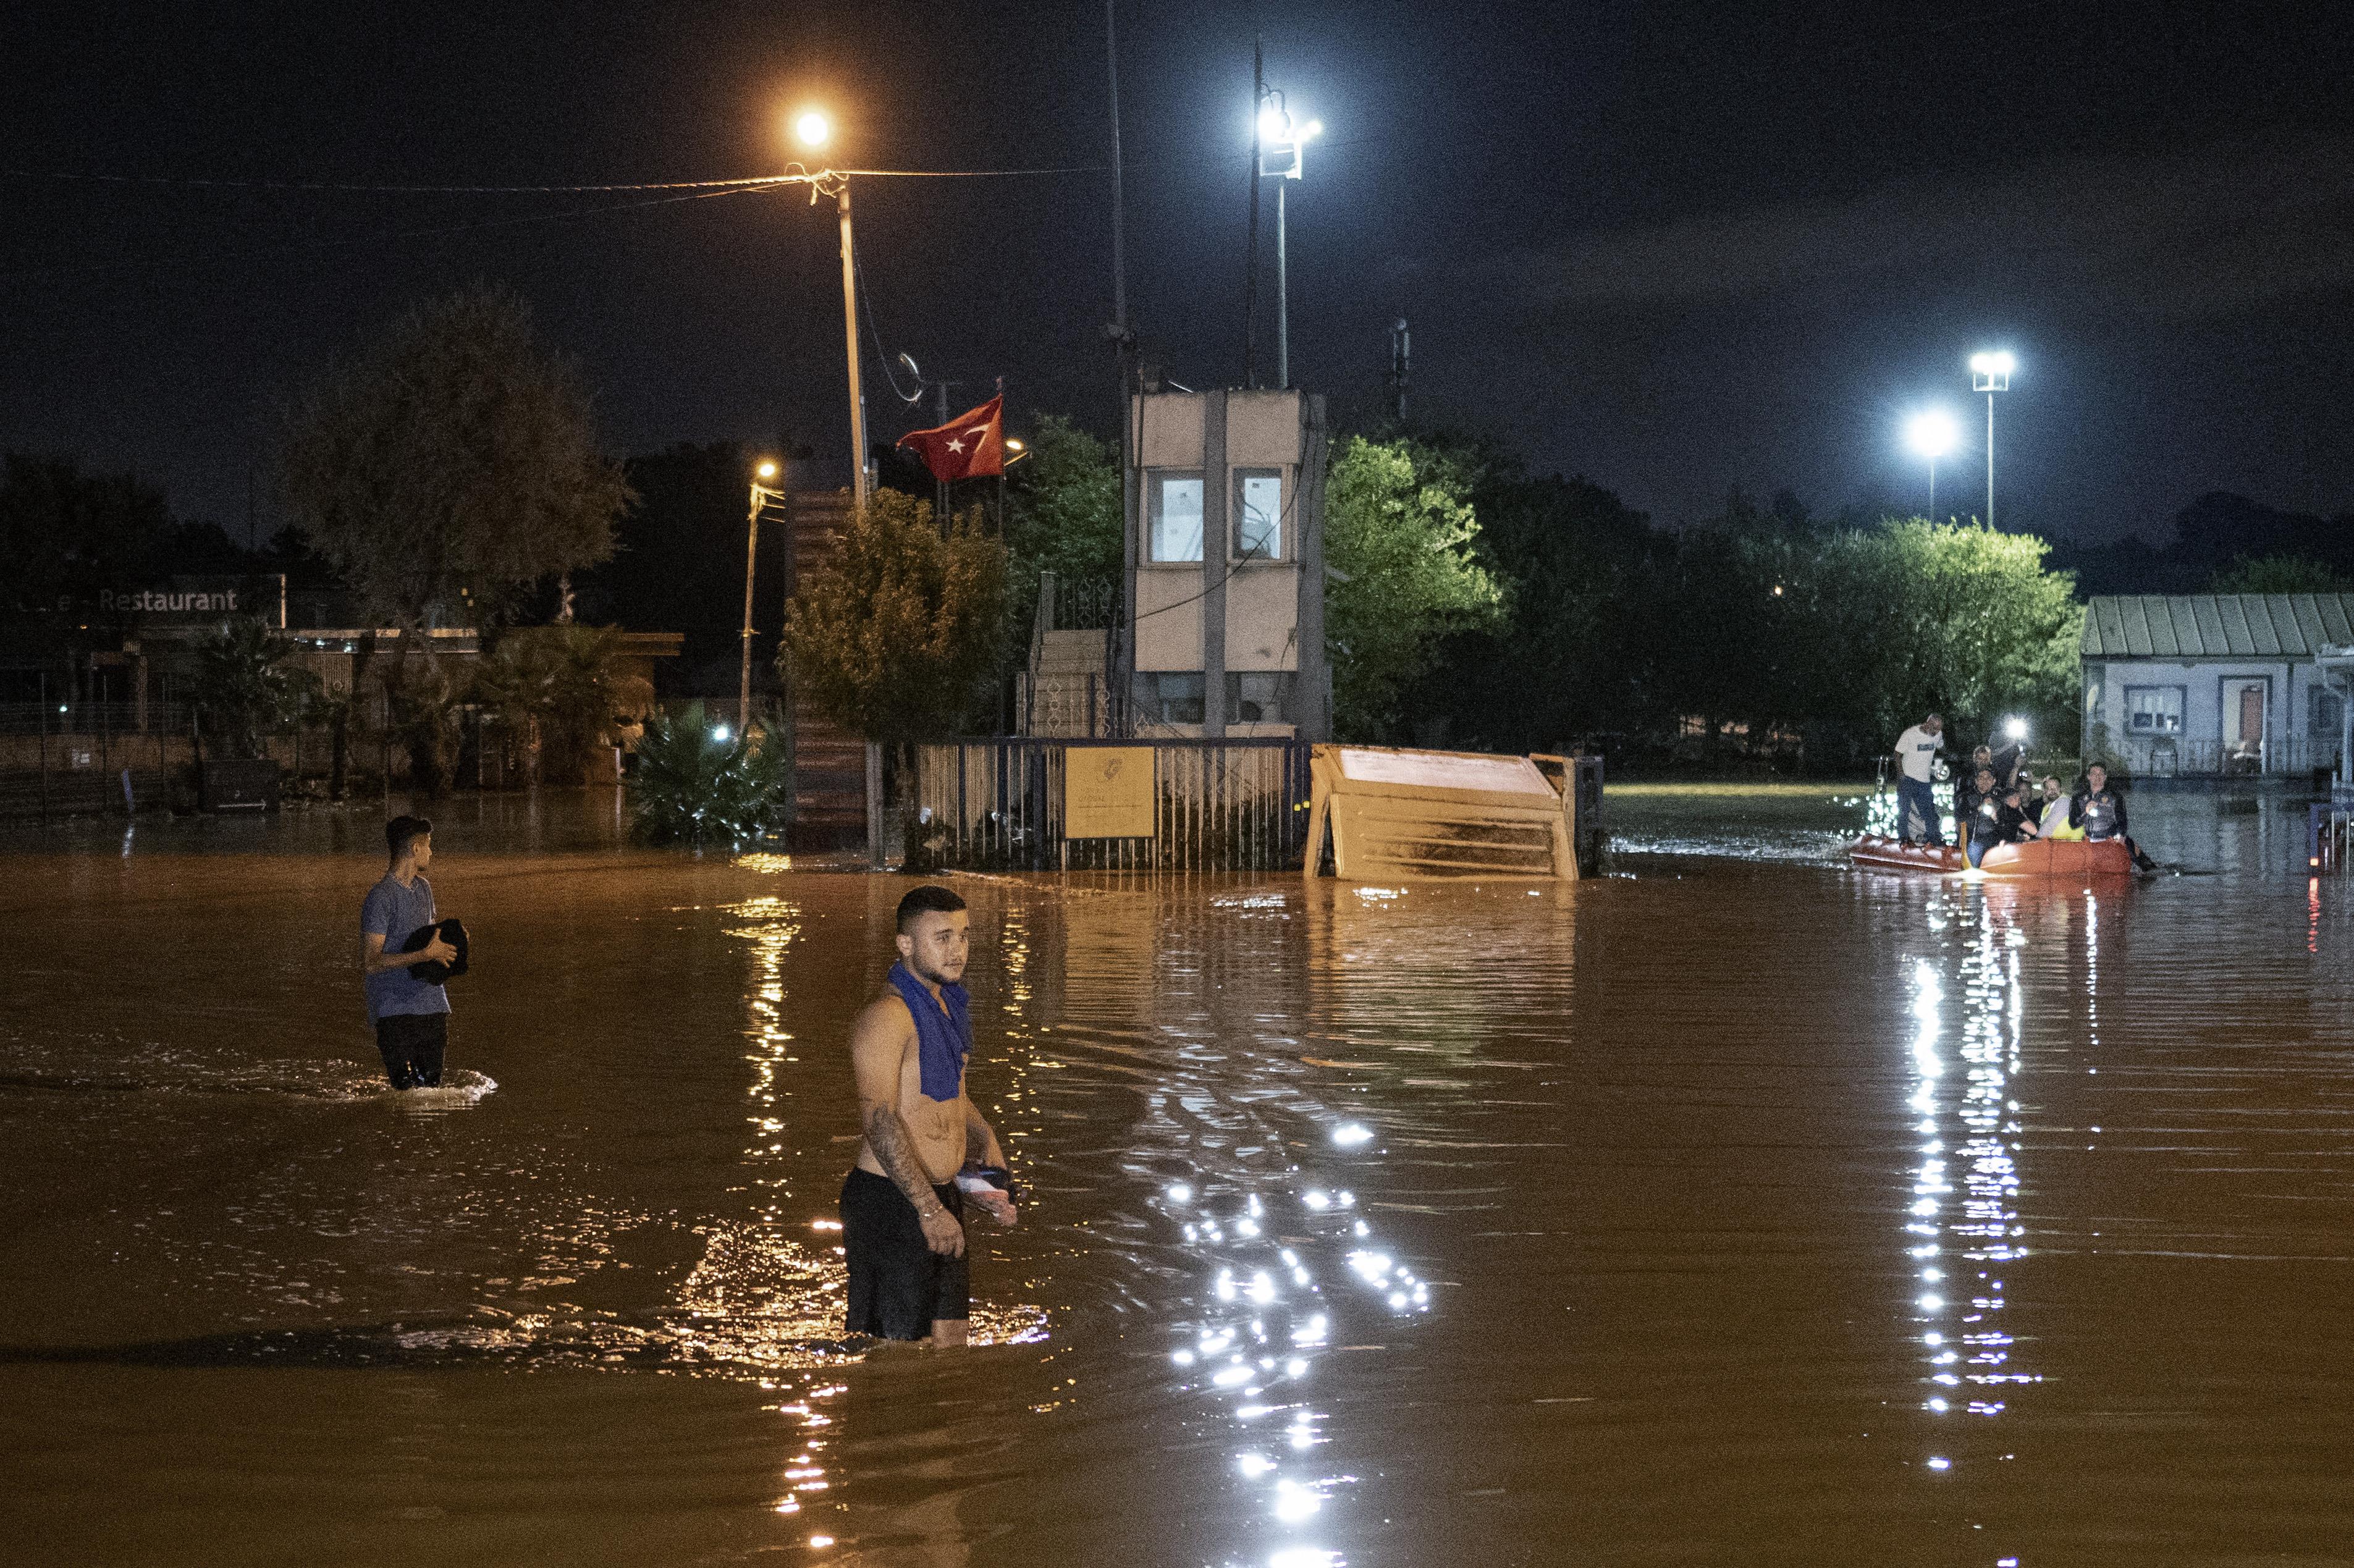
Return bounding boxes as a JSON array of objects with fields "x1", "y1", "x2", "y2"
[{"x1": 4, "y1": 791, "x2": 2353, "y2": 1564}]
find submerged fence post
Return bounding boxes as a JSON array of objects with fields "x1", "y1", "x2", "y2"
[{"x1": 866, "y1": 741, "x2": 885, "y2": 868}]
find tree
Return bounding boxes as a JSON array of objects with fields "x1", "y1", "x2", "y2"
[
  {"x1": 471, "y1": 624, "x2": 653, "y2": 785},
  {"x1": 0, "y1": 454, "x2": 176, "y2": 628},
  {"x1": 1002, "y1": 414, "x2": 1123, "y2": 631},
  {"x1": 1867, "y1": 520, "x2": 2083, "y2": 751},
  {"x1": 2208, "y1": 554, "x2": 2354, "y2": 594},
  {"x1": 186, "y1": 615, "x2": 318, "y2": 762},
  {"x1": 278, "y1": 284, "x2": 632, "y2": 791},
  {"x1": 780, "y1": 490, "x2": 1008, "y2": 741},
  {"x1": 1323, "y1": 436, "x2": 1504, "y2": 738}
]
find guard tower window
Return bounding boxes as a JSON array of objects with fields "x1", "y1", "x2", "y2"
[
  {"x1": 1233, "y1": 468, "x2": 1283, "y2": 560},
  {"x1": 1148, "y1": 471, "x2": 1204, "y2": 563}
]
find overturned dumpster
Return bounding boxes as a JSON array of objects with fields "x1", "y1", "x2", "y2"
[{"x1": 1302, "y1": 744, "x2": 1601, "y2": 880}]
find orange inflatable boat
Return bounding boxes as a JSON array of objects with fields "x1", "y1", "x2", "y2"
[{"x1": 1849, "y1": 834, "x2": 2135, "y2": 879}]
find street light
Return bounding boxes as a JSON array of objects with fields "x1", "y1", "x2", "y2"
[
  {"x1": 787, "y1": 107, "x2": 869, "y2": 513},
  {"x1": 1968, "y1": 350, "x2": 2015, "y2": 529},
  {"x1": 1905, "y1": 407, "x2": 1960, "y2": 521},
  {"x1": 1255, "y1": 91, "x2": 1320, "y2": 389},
  {"x1": 992, "y1": 436, "x2": 1032, "y2": 534},
  {"x1": 741, "y1": 459, "x2": 786, "y2": 733}
]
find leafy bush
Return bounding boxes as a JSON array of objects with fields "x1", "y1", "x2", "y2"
[
  {"x1": 630, "y1": 701, "x2": 792, "y2": 845},
  {"x1": 780, "y1": 489, "x2": 1007, "y2": 740}
]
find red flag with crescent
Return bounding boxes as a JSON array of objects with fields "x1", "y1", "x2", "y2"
[{"x1": 896, "y1": 395, "x2": 1005, "y2": 482}]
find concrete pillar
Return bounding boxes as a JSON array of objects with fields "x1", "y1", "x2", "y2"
[
  {"x1": 1201, "y1": 389, "x2": 1228, "y2": 736},
  {"x1": 1295, "y1": 394, "x2": 1330, "y2": 741}
]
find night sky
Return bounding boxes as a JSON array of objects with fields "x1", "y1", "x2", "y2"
[{"x1": 6, "y1": 0, "x2": 2350, "y2": 547}]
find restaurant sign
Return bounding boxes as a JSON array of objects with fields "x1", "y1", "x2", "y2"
[{"x1": 82, "y1": 576, "x2": 287, "y2": 627}]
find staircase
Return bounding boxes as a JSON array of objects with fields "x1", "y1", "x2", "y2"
[{"x1": 783, "y1": 490, "x2": 870, "y2": 847}]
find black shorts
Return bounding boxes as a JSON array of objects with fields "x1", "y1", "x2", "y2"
[
  {"x1": 374, "y1": 1011, "x2": 447, "y2": 1090},
  {"x1": 840, "y1": 1168, "x2": 967, "y2": 1340}
]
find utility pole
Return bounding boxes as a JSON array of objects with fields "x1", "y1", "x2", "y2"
[
  {"x1": 1107, "y1": 0, "x2": 1137, "y2": 735},
  {"x1": 1242, "y1": 38, "x2": 1263, "y2": 389},
  {"x1": 835, "y1": 181, "x2": 869, "y2": 512},
  {"x1": 1387, "y1": 318, "x2": 1411, "y2": 424}
]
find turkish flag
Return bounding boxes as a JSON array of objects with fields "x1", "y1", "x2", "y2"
[{"x1": 896, "y1": 395, "x2": 1005, "y2": 483}]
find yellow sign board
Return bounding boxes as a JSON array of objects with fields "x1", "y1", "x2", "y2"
[{"x1": 1065, "y1": 747, "x2": 1156, "y2": 839}]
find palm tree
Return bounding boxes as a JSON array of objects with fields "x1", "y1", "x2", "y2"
[{"x1": 472, "y1": 625, "x2": 652, "y2": 785}]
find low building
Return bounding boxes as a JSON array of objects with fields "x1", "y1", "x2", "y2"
[
  {"x1": 2080, "y1": 594, "x2": 2354, "y2": 777},
  {"x1": 1120, "y1": 387, "x2": 1331, "y2": 740}
]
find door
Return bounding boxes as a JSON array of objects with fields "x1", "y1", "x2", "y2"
[{"x1": 2222, "y1": 677, "x2": 2269, "y2": 770}]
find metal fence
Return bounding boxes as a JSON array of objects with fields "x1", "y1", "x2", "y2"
[
  {"x1": 1015, "y1": 672, "x2": 1116, "y2": 738},
  {"x1": 895, "y1": 737, "x2": 1313, "y2": 872}
]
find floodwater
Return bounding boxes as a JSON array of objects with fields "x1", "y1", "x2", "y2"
[{"x1": 2, "y1": 787, "x2": 2349, "y2": 1567}]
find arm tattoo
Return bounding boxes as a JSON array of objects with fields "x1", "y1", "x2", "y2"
[{"x1": 865, "y1": 1103, "x2": 947, "y2": 1218}]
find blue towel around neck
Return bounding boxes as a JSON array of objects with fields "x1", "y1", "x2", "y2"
[{"x1": 888, "y1": 962, "x2": 971, "y2": 1102}]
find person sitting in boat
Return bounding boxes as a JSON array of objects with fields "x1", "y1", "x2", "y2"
[
  {"x1": 2069, "y1": 762, "x2": 2156, "y2": 870},
  {"x1": 1966, "y1": 770, "x2": 2040, "y2": 866},
  {"x1": 2038, "y1": 775, "x2": 2085, "y2": 840}
]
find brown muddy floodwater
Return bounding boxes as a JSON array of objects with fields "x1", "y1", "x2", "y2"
[{"x1": 1, "y1": 787, "x2": 2349, "y2": 1567}]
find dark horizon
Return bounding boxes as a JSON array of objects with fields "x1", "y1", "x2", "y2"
[{"x1": 6, "y1": 1, "x2": 2351, "y2": 549}]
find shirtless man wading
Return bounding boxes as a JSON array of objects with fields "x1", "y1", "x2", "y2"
[{"x1": 840, "y1": 885, "x2": 1018, "y2": 1346}]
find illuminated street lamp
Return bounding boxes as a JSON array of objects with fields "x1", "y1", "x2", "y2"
[
  {"x1": 1905, "y1": 407, "x2": 1960, "y2": 521},
  {"x1": 789, "y1": 107, "x2": 870, "y2": 513},
  {"x1": 740, "y1": 458, "x2": 785, "y2": 733},
  {"x1": 1255, "y1": 93, "x2": 1322, "y2": 389},
  {"x1": 1968, "y1": 350, "x2": 2015, "y2": 528}
]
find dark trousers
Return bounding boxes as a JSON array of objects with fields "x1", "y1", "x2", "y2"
[
  {"x1": 375, "y1": 1012, "x2": 447, "y2": 1090},
  {"x1": 1896, "y1": 776, "x2": 1944, "y2": 844}
]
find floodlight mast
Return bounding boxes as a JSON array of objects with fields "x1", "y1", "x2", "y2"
[
  {"x1": 1905, "y1": 408, "x2": 1959, "y2": 521},
  {"x1": 1969, "y1": 352, "x2": 2015, "y2": 528}
]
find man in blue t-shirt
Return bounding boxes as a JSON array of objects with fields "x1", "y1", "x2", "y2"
[{"x1": 360, "y1": 814, "x2": 456, "y2": 1089}]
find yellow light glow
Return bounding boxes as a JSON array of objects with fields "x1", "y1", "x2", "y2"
[
  {"x1": 1004, "y1": 438, "x2": 1026, "y2": 452},
  {"x1": 792, "y1": 109, "x2": 832, "y2": 150},
  {"x1": 756, "y1": 460, "x2": 778, "y2": 479}
]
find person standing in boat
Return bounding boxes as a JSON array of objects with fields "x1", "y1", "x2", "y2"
[
  {"x1": 1954, "y1": 746, "x2": 1996, "y2": 843},
  {"x1": 2070, "y1": 762, "x2": 2157, "y2": 870},
  {"x1": 1891, "y1": 712, "x2": 1947, "y2": 845}
]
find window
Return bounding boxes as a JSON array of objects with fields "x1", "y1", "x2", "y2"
[
  {"x1": 1224, "y1": 672, "x2": 1291, "y2": 724},
  {"x1": 2311, "y1": 685, "x2": 2345, "y2": 740},
  {"x1": 2124, "y1": 685, "x2": 2183, "y2": 734},
  {"x1": 1233, "y1": 468, "x2": 1283, "y2": 560},
  {"x1": 1148, "y1": 471, "x2": 1203, "y2": 563},
  {"x1": 1147, "y1": 672, "x2": 1204, "y2": 725}
]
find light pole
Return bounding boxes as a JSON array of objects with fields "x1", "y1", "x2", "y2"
[
  {"x1": 997, "y1": 436, "x2": 1028, "y2": 534},
  {"x1": 740, "y1": 459, "x2": 784, "y2": 734},
  {"x1": 1255, "y1": 93, "x2": 1321, "y2": 390},
  {"x1": 1904, "y1": 407, "x2": 1959, "y2": 521},
  {"x1": 791, "y1": 109, "x2": 869, "y2": 511},
  {"x1": 1968, "y1": 350, "x2": 2015, "y2": 528}
]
